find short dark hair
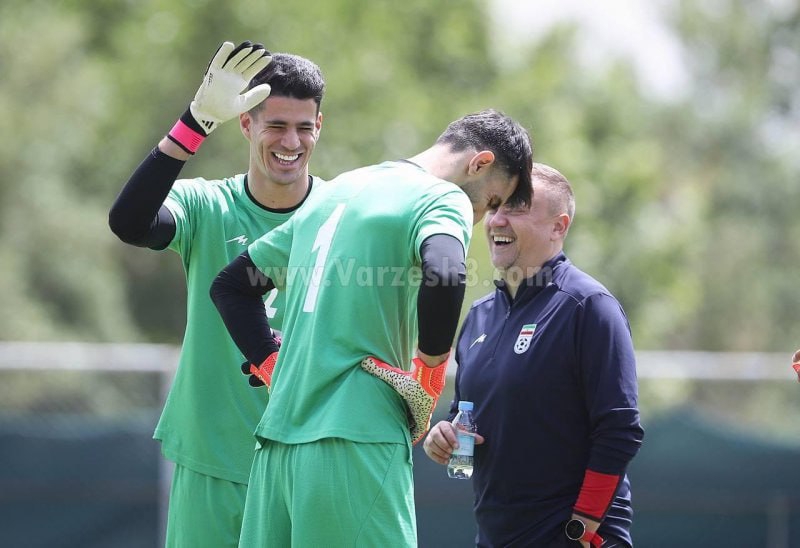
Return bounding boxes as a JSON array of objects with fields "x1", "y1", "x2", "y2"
[
  {"x1": 247, "y1": 53, "x2": 325, "y2": 112},
  {"x1": 436, "y1": 109, "x2": 533, "y2": 207}
]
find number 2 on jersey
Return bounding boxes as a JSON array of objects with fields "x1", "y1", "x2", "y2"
[
  {"x1": 303, "y1": 204, "x2": 346, "y2": 312},
  {"x1": 264, "y1": 288, "x2": 278, "y2": 318}
]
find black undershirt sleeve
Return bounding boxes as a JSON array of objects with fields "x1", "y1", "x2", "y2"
[
  {"x1": 108, "y1": 147, "x2": 184, "y2": 250},
  {"x1": 417, "y1": 234, "x2": 467, "y2": 356},
  {"x1": 210, "y1": 251, "x2": 280, "y2": 365}
]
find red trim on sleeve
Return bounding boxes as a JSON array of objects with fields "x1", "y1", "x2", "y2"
[{"x1": 573, "y1": 469, "x2": 621, "y2": 520}]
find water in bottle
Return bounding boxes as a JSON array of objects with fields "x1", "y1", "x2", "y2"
[{"x1": 448, "y1": 400, "x2": 476, "y2": 479}]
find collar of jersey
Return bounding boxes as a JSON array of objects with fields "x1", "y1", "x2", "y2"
[
  {"x1": 240, "y1": 174, "x2": 316, "y2": 218},
  {"x1": 494, "y1": 252, "x2": 567, "y2": 306}
]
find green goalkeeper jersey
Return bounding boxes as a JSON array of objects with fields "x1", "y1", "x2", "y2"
[
  {"x1": 155, "y1": 173, "x2": 322, "y2": 484},
  {"x1": 247, "y1": 161, "x2": 473, "y2": 445}
]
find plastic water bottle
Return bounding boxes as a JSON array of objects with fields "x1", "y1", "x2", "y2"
[{"x1": 448, "y1": 401, "x2": 476, "y2": 479}]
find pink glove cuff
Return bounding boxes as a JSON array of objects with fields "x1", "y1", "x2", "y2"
[{"x1": 167, "y1": 119, "x2": 206, "y2": 154}]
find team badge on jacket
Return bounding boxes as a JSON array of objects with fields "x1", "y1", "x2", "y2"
[{"x1": 513, "y1": 324, "x2": 537, "y2": 354}]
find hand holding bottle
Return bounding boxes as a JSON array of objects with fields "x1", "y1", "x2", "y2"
[
  {"x1": 422, "y1": 413, "x2": 485, "y2": 467},
  {"x1": 448, "y1": 401, "x2": 477, "y2": 479}
]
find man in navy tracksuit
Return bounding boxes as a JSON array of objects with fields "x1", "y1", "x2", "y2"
[{"x1": 424, "y1": 163, "x2": 644, "y2": 547}]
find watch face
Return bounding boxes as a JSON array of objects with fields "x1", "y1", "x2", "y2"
[{"x1": 565, "y1": 519, "x2": 585, "y2": 540}]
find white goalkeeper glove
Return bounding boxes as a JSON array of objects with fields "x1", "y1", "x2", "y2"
[
  {"x1": 360, "y1": 355, "x2": 448, "y2": 445},
  {"x1": 168, "y1": 41, "x2": 272, "y2": 154}
]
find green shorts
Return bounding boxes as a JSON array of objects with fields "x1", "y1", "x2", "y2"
[
  {"x1": 165, "y1": 463, "x2": 248, "y2": 548},
  {"x1": 239, "y1": 438, "x2": 416, "y2": 547}
]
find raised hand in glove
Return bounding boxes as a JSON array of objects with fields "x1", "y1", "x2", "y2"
[
  {"x1": 168, "y1": 41, "x2": 272, "y2": 154},
  {"x1": 360, "y1": 355, "x2": 448, "y2": 445}
]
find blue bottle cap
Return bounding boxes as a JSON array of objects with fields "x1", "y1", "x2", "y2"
[{"x1": 458, "y1": 400, "x2": 473, "y2": 411}]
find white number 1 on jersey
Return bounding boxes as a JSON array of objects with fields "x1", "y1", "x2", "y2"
[{"x1": 303, "y1": 204, "x2": 346, "y2": 313}]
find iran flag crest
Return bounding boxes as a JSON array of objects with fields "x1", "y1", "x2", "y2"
[{"x1": 513, "y1": 323, "x2": 537, "y2": 354}]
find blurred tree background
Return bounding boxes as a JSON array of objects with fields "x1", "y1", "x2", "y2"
[
  {"x1": 0, "y1": 0, "x2": 797, "y2": 353},
  {"x1": 1, "y1": 1, "x2": 799, "y2": 545}
]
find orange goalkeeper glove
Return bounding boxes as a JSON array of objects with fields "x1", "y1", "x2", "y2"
[
  {"x1": 241, "y1": 331, "x2": 281, "y2": 390},
  {"x1": 242, "y1": 353, "x2": 278, "y2": 390},
  {"x1": 360, "y1": 355, "x2": 448, "y2": 445}
]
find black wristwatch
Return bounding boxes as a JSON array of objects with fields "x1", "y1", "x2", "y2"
[{"x1": 565, "y1": 518, "x2": 603, "y2": 546}]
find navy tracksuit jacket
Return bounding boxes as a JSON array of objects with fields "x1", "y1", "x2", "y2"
[{"x1": 450, "y1": 253, "x2": 644, "y2": 547}]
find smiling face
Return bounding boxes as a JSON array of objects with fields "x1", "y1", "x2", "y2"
[
  {"x1": 484, "y1": 179, "x2": 570, "y2": 278},
  {"x1": 242, "y1": 95, "x2": 322, "y2": 188}
]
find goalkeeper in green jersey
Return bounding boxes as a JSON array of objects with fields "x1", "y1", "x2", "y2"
[
  {"x1": 109, "y1": 41, "x2": 325, "y2": 547},
  {"x1": 211, "y1": 109, "x2": 533, "y2": 546}
]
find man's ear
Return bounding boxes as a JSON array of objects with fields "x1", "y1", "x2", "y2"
[
  {"x1": 467, "y1": 150, "x2": 496, "y2": 175},
  {"x1": 314, "y1": 111, "x2": 323, "y2": 141},
  {"x1": 240, "y1": 112, "x2": 252, "y2": 140},
  {"x1": 552, "y1": 213, "x2": 571, "y2": 240}
]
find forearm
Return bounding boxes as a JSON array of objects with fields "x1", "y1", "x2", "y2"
[
  {"x1": 575, "y1": 388, "x2": 642, "y2": 524},
  {"x1": 158, "y1": 136, "x2": 192, "y2": 161},
  {"x1": 108, "y1": 147, "x2": 184, "y2": 248},
  {"x1": 416, "y1": 234, "x2": 466, "y2": 359},
  {"x1": 573, "y1": 468, "x2": 624, "y2": 522},
  {"x1": 416, "y1": 349, "x2": 450, "y2": 367},
  {"x1": 210, "y1": 251, "x2": 279, "y2": 365}
]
